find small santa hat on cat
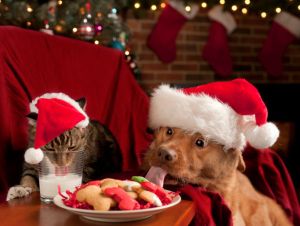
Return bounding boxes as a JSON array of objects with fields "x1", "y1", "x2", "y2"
[
  {"x1": 149, "y1": 78, "x2": 279, "y2": 151},
  {"x1": 24, "y1": 93, "x2": 89, "y2": 164}
]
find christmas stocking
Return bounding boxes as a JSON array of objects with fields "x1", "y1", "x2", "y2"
[
  {"x1": 147, "y1": 1, "x2": 199, "y2": 63},
  {"x1": 259, "y1": 12, "x2": 300, "y2": 77},
  {"x1": 202, "y1": 5, "x2": 237, "y2": 77}
]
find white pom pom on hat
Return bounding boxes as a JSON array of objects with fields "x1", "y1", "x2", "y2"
[
  {"x1": 149, "y1": 79, "x2": 279, "y2": 151},
  {"x1": 24, "y1": 93, "x2": 89, "y2": 164},
  {"x1": 24, "y1": 148, "x2": 44, "y2": 165},
  {"x1": 244, "y1": 121, "x2": 279, "y2": 149}
]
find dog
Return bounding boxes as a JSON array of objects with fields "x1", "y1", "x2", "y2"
[{"x1": 144, "y1": 127, "x2": 292, "y2": 226}]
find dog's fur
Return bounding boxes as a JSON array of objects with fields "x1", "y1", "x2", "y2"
[{"x1": 144, "y1": 127, "x2": 292, "y2": 226}]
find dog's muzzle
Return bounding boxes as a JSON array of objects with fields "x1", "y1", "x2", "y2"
[{"x1": 157, "y1": 148, "x2": 177, "y2": 162}]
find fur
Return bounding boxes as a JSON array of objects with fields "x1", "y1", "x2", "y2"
[
  {"x1": 144, "y1": 127, "x2": 292, "y2": 226},
  {"x1": 168, "y1": 1, "x2": 199, "y2": 20},
  {"x1": 149, "y1": 84, "x2": 279, "y2": 150},
  {"x1": 7, "y1": 121, "x2": 122, "y2": 201},
  {"x1": 208, "y1": 5, "x2": 237, "y2": 34},
  {"x1": 274, "y1": 11, "x2": 300, "y2": 38},
  {"x1": 149, "y1": 85, "x2": 246, "y2": 150},
  {"x1": 30, "y1": 93, "x2": 89, "y2": 128}
]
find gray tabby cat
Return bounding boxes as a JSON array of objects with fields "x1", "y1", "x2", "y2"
[{"x1": 6, "y1": 98, "x2": 122, "y2": 200}]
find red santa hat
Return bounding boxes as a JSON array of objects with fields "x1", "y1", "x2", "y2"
[
  {"x1": 149, "y1": 79, "x2": 279, "y2": 151},
  {"x1": 24, "y1": 93, "x2": 89, "y2": 164}
]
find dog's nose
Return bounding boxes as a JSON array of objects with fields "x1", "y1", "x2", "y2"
[{"x1": 158, "y1": 148, "x2": 177, "y2": 162}]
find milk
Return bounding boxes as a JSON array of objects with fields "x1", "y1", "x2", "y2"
[{"x1": 39, "y1": 174, "x2": 82, "y2": 199}]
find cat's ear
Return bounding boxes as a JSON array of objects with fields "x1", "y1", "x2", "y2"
[
  {"x1": 27, "y1": 112, "x2": 38, "y2": 121},
  {"x1": 27, "y1": 112, "x2": 38, "y2": 126},
  {"x1": 76, "y1": 97, "x2": 87, "y2": 110}
]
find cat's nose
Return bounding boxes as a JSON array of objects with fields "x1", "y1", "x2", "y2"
[{"x1": 157, "y1": 148, "x2": 177, "y2": 162}]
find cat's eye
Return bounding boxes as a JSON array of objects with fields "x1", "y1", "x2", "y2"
[
  {"x1": 195, "y1": 138, "x2": 206, "y2": 148},
  {"x1": 166, "y1": 128, "x2": 173, "y2": 136},
  {"x1": 68, "y1": 146, "x2": 76, "y2": 150}
]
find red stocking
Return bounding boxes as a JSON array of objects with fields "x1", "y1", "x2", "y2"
[
  {"x1": 259, "y1": 12, "x2": 300, "y2": 77},
  {"x1": 147, "y1": 1, "x2": 198, "y2": 63},
  {"x1": 202, "y1": 6, "x2": 236, "y2": 78}
]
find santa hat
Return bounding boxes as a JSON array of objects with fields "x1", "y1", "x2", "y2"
[
  {"x1": 24, "y1": 93, "x2": 89, "y2": 164},
  {"x1": 149, "y1": 79, "x2": 279, "y2": 151}
]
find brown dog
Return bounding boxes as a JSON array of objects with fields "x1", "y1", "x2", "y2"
[{"x1": 144, "y1": 127, "x2": 292, "y2": 226}]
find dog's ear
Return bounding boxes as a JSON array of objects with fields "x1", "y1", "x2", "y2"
[
  {"x1": 237, "y1": 151, "x2": 246, "y2": 172},
  {"x1": 27, "y1": 112, "x2": 38, "y2": 126},
  {"x1": 227, "y1": 148, "x2": 246, "y2": 172}
]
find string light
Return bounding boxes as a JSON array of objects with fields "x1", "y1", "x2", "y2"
[
  {"x1": 134, "y1": 2, "x2": 141, "y2": 9},
  {"x1": 231, "y1": 5, "x2": 238, "y2": 11},
  {"x1": 298, "y1": 4, "x2": 300, "y2": 10},
  {"x1": 26, "y1": 21, "x2": 32, "y2": 26},
  {"x1": 57, "y1": 0, "x2": 63, "y2": 5},
  {"x1": 261, "y1": 12, "x2": 267, "y2": 18},
  {"x1": 125, "y1": 50, "x2": 130, "y2": 56},
  {"x1": 241, "y1": 8, "x2": 248, "y2": 14},
  {"x1": 185, "y1": 5, "x2": 191, "y2": 12},
  {"x1": 160, "y1": 2, "x2": 166, "y2": 8},
  {"x1": 72, "y1": 27, "x2": 77, "y2": 33},
  {"x1": 150, "y1": 4, "x2": 157, "y2": 11},
  {"x1": 86, "y1": 26, "x2": 92, "y2": 32},
  {"x1": 94, "y1": 40, "x2": 100, "y2": 45},
  {"x1": 275, "y1": 7, "x2": 281, "y2": 13},
  {"x1": 245, "y1": 0, "x2": 251, "y2": 5},
  {"x1": 27, "y1": 6, "x2": 33, "y2": 13},
  {"x1": 201, "y1": 2, "x2": 207, "y2": 8},
  {"x1": 220, "y1": 0, "x2": 225, "y2": 5},
  {"x1": 111, "y1": 8, "x2": 117, "y2": 14}
]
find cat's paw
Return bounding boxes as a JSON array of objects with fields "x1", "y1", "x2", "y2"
[{"x1": 6, "y1": 186, "x2": 33, "y2": 201}]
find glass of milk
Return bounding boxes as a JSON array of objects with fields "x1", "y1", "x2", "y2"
[{"x1": 38, "y1": 150, "x2": 84, "y2": 203}]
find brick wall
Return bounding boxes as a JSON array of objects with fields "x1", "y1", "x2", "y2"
[{"x1": 126, "y1": 9, "x2": 300, "y2": 93}]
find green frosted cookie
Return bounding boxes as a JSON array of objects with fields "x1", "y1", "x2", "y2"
[{"x1": 131, "y1": 176, "x2": 149, "y2": 183}]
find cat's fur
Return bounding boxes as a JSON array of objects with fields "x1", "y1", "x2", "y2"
[{"x1": 6, "y1": 99, "x2": 122, "y2": 200}]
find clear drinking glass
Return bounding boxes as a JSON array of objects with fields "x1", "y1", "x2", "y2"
[{"x1": 38, "y1": 150, "x2": 84, "y2": 203}]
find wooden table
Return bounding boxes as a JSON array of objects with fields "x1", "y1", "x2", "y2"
[{"x1": 0, "y1": 192, "x2": 195, "y2": 226}]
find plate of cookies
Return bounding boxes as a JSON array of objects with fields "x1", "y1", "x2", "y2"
[{"x1": 53, "y1": 176, "x2": 181, "y2": 222}]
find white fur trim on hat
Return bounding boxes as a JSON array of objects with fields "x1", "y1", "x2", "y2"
[
  {"x1": 149, "y1": 85, "x2": 246, "y2": 151},
  {"x1": 208, "y1": 5, "x2": 237, "y2": 34},
  {"x1": 24, "y1": 147, "x2": 44, "y2": 164},
  {"x1": 168, "y1": 0, "x2": 199, "y2": 20},
  {"x1": 274, "y1": 11, "x2": 300, "y2": 38},
  {"x1": 243, "y1": 121, "x2": 279, "y2": 149},
  {"x1": 30, "y1": 93, "x2": 89, "y2": 128}
]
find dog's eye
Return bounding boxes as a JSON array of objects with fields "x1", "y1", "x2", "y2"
[
  {"x1": 166, "y1": 128, "x2": 173, "y2": 136},
  {"x1": 195, "y1": 139, "x2": 205, "y2": 148}
]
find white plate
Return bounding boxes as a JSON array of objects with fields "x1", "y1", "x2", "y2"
[{"x1": 53, "y1": 192, "x2": 181, "y2": 222}]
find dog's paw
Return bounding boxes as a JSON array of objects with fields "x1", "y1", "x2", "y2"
[{"x1": 6, "y1": 186, "x2": 33, "y2": 201}]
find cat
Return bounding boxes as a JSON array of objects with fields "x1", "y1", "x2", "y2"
[{"x1": 6, "y1": 98, "x2": 122, "y2": 200}]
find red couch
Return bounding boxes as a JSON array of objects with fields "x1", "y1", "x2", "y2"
[
  {"x1": 0, "y1": 26, "x2": 299, "y2": 225},
  {"x1": 0, "y1": 26, "x2": 151, "y2": 202}
]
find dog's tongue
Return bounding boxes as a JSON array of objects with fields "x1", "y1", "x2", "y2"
[{"x1": 145, "y1": 166, "x2": 167, "y2": 188}]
